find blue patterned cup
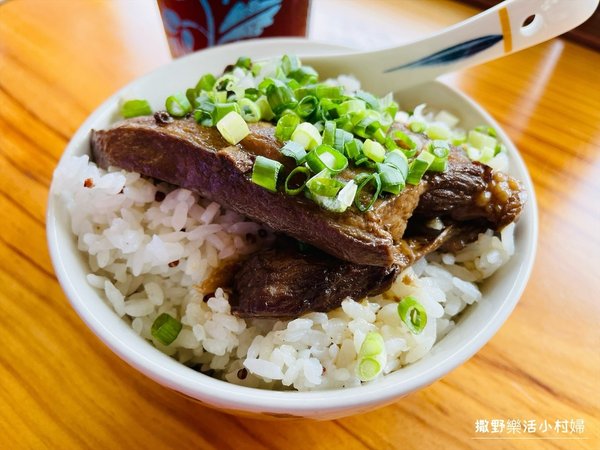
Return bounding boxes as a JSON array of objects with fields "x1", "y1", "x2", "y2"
[{"x1": 157, "y1": 0, "x2": 311, "y2": 57}]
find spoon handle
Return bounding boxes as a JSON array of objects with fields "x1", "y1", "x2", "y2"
[{"x1": 305, "y1": 0, "x2": 598, "y2": 93}]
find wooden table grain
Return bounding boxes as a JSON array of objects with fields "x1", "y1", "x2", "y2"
[{"x1": 1, "y1": 1, "x2": 599, "y2": 449}]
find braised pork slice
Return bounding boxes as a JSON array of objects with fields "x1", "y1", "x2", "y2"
[
  {"x1": 231, "y1": 227, "x2": 462, "y2": 318},
  {"x1": 91, "y1": 116, "x2": 524, "y2": 268}
]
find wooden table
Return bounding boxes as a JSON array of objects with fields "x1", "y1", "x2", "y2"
[{"x1": 1, "y1": 1, "x2": 598, "y2": 448}]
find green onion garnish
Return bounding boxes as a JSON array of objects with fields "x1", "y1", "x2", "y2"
[
  {"x1": 288, "y1": 66, "x2": 318, "y2": 85},
  {"x1": 280, "y1": 141, "x2": 307, "y2": 164},
  {"x1": 295, "y1": 95, "x2": 318, "y2": 118},
  {"x1": 237, "y1": 98, "x2": 261, "y2": 123},
  {"x1": 406, "y1": 151, "x2": 435, "y2": 185},
  {"x1": 354, "y1": 173, "x2": 382, "y2": 212},
  {"x1": 322, "y1": 121, "x2": 336, "y2": 146},
  {"x1": 315, "y1": 83, "x2": 344, "y2": 99},
  {"x1": 214, "y1": 73, "x2": 237, "y2": 92},
  {"x1": 305, "y1": 144, "x2": 348, "y2": 173},
  {"x1": 397, "y1": 296, "x2": 428, "y2": 334},
  {"x1": 284, "y1": 166, "x2": 311, "y2": 195},
  {"x1": 468, "y1": 129, "x2": 497, "y2": 150},
  {"x1": 384, "y1": 149, "x2": 409, "y2": 178},
  {"x1": 333, "y1": 129, "x2": 353, "y2": 152},
  {"x1": 256, "y1": 96, "x2": 275, "y2": 121},
  {"x1": 196, "y1": 73, "x2": 217, "y2": 91},
  {"x1": 235, "y1": 56, "x2": 252, "y2": 70},
  {"x1": 214, "y1": 102, "x2": 241, "y2": 123},
  {"x1": 275, "y1": 113, "x2": 300, "y2": 141},
  {"x1": 121, "y1": 99, "x2": 152, "y2": 118},
  {"x1": 362, "y1": 139, "x2": 386, "y2": 163},
  {"x1": 426, "y1": 123, "x2": 451, "y2": 140},
  {"x1": 291, "y1": 122, "x2": 322, "y2": 150},
  {"x1": 306, "y1": 171, "x2": 344, "y2": 197},
  {"x1": 389, "y1": 129, "x2": 417, "y2": 153},
  {"x1": 345, "y1": 139, "x2": 363, "y2": 160},
  {"x1": 474, "y1": 125, "x2": 497, "y2": 138},
  {"x1": 409, "y1": 121, "x2": 426, "y2": 133},
  {"x1": 165, "y1": 93, "x2": 192, "y2": 118},
  {"x1": 357, "y1": 331, "x2": 386, "y2": 382},
  {"x1": 266, "y1": 81, "x2": 297, "y2": 115},
  {"x1": 216, "y1": 111, "x2": 250, "y2": 145},
  {"x1": 356, "y1": 90, "x2": 380, "y2": 109},
  {"x1": 377, "y1": 163, "x2": 405, "y2": 195},
  {"x1": 151, "y1": 313, "x2": 183, "y2": 346},
  {"x1": 251, "y1": 156, "x2": 282, "y2": 192}
]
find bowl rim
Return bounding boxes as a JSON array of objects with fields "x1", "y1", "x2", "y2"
[{"x1": 46, "y1": 37, "x2": 538, "y2": 415}]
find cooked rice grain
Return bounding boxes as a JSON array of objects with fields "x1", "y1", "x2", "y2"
[{"x1": 54, "y1": 155, "x2": 514, "y2": 391}]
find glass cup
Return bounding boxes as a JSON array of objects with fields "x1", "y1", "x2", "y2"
[{"x1": 157, "y1": 0, "x2": 311, "y2": 58}]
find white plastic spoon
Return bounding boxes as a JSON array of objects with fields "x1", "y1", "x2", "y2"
[{"x1": 301, "y1": 0, "x2": 598, "y2": 94}]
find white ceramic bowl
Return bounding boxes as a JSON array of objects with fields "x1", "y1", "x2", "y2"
[{"x1": 47, "y1": 38, "x2": 537, "y2": 420}]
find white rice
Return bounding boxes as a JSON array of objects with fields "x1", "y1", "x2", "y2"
[{"x1": 53, "y1": 153, "x2": 515, "y2": 391}]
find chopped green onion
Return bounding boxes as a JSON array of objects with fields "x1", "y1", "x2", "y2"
[
  {"x1": 384, "y1": 150, "x2": 409, "y2": 178},
  {"x1": 397, "y1": 296, "x2": 428, "y2": 334},
  {"x1": 451, "y1": 131, "x2": 467, "y2": 146},
  {"x1": 213, "y1": 91, "x2": 227, "y2": 103},
  {"x1": 380, "y1": 92, "x2": 399, "y2": 117},
  {"x1": 306, "y1": 170, "x2": 344, "y2": 197},
  {"x1": 256, "y1": 96, "x2": 275, "y2": 121},
  {"x1": 334, "y1": 129, "x2": 353, "y2": 153},
  {"x1": 284, "y1": 166, "x2": 311, "y2": 195},
  {"x1": 377, "y1": 163, "x2": 406, "y2": 195},
  {"x1": 354, "y1": 173, "x2": 382, "y2": 212},
  {"x1": 295, "y1": 95, "x2": 318, "y2": 118},
  {"x1": 362, "y1": 139, "x2": 386, "y2": 163},
  {"x1": 406, "y1": 151, "x2": 435, "y2": 185},
  {"x1": 428, "y1": 154, "x2": 448, "y2": 172},
  {"x1": 251, "y1": 156, "x2": 283, "y2": 192},
  {"x1": 345, "y1": 139, "x2": 363, "y2": 160},
  {"x1": 426, "y1": 123, "x2": 451, "y2": 140},
  {"x1": 237, "y1": 98, "x2": 261, "y2": 123},
  {"x1": 337, "y1": 180, "x2": 357, "y2": 209},
  {"x1": 275, "y1": 113, "x2": 300, "y2": 141},
  {"x1": 389, "y1": 130, "x2": 416, "y2": 149},
  {"x1": 354, "y1": 115, "x2": 382, "y2": 139},
  {"x1": 280, "y1": 141, "x2": 307, "y2": 164},
  {"x1": 357, "y1": 358, "x2": 382, "y2": 382},
  {"x1": 214, "y1": 73, "x2": 237, "y2": 92},
  {"x1": 468, "y1": 129, "x2": 497, "y2": 150},
  {"x1": 319, "y1": 98, "x2": 340, "y2": 121},
  {"x1": 322, "y1": 121, "x2": 336, "y2": 146},
  {"x1": 235, "y1": 56, "x2": 252, "y2": 70},
  {"x1": 315, "y1": 84, "x2": 344, "y2": 99},
  {"x1": 357, "y1": 331, "x2": 386, "y2": 381},
  {"x1": 356, "y1": 90, "x2": 380, "y2": 109},
  {"x1": 186, "y1": 88, "x2": 201, "y2": 108},
  {"x1": 288, "y1": 66, "x2": 318, "y2": 85},
  {"x1": 121, "y1": 99, "x2": 152, "y2": 118},
  {"x1": 291, "y1": 122, "x2": 322, "y2": 150},
  {"x1": 305, "y1": 144, "x2": 348, "y2": 173},
  {"x1": 165, "y1": 93, "x2": 192, "y2": 117},
  {"x1": 427, "y1": 141, "x2": 450, "y2": 172},
  {"x1": 281, "y1": 54, "x2": 301, "y2": 74},
  {"x1": 151, "y1": 313, "x2": 182, "y2": 346},
  {"x1": 337, "y1": 99, "x2": 366, "y2": 116},
  {"x1": 193, "y1": 101, "x2": 216, "y2": 126},
  {"x1": 474, "y1": 125, "x2": 497, "y2": 138},
  {"x1": 216, "y1": 111, "x2": 250, "y2": 145},
  {"x1": 266, "y1": 82, "x2": 297, "y2": 115},
  {"x1": 214, "y1": 102, "x2": 241, "y2": 123},
  {"x1": 373, "y1": 127, "x2": 387, "y2": 144},
  {"x1": 409, "y1": 121, "x2": 426, "y2": 133},
  {"x1": 244, "y1": 87, "x2": 260, "y2": 101},
  {"x1": 196, "y1": 73, "x2": 217, "y2": 91}
]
